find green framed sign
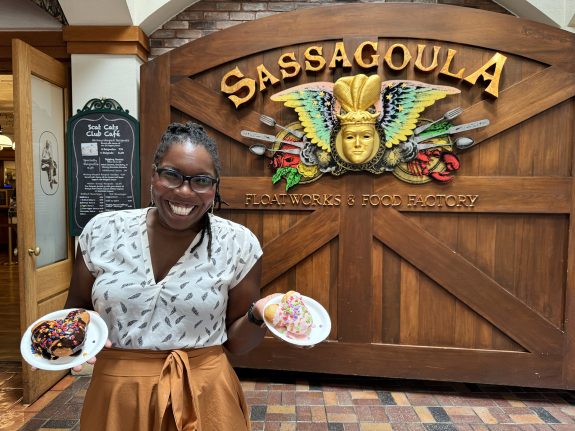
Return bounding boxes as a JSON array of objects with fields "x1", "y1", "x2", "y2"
[{"x1": 67, "y1": 98, "x2": 140, "y2": 236}]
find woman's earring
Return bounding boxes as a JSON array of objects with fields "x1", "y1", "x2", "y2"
[{"x1": 150, "y1": 185, "x2": 154, "y2": 206}]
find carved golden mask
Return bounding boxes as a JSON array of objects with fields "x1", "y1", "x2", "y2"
[
  {"x1": 333, "y1": 74, "x2": 382, "y2": 165},
  {"x1": 336, "y1": 123, "x2": 380, "y2": 164}
]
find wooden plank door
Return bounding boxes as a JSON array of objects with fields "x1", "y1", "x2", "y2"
[{"x1": 13, "y1": 39, "x2": 73, "y2": 403}]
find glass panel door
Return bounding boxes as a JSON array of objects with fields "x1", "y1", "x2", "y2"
[{"x1": 31, "y1": 75, "x2": 67, "y2": 266}]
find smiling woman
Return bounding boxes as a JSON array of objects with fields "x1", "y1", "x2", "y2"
[{"x1": 62, "y1": 121, "x2": 281, "y2": 431}]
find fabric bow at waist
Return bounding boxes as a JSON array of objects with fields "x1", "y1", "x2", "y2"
[{"x1": 157, "y1": 350, "x2": 197, "y2": 430}]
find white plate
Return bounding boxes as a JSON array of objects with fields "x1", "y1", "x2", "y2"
[
  {"x1": 263, "y1": 294, "x2": 331, "y2": 347},
  {"x1": 20, "y1": 309, "x2": 108, "y2": 371}
]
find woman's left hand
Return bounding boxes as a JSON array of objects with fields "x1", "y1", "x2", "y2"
[{"x1": 253, "y1": 293, "x2": 282, "y2": 323}]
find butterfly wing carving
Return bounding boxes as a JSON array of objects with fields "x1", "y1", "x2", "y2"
[
  {"x1": 270, "y1": 83, "x2": 338, "y2": 152},
  {"x1": 378, "y1": 80, "x2": 460, "y2": 148}
]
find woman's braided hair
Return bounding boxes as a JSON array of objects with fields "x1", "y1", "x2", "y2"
[{"x1": 152, "y1": 121, "x2": 223, "y2": 259}]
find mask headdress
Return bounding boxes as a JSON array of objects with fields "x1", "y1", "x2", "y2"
[{"x1": 333, "y1": 74, "x2": 381, "y2": 125}]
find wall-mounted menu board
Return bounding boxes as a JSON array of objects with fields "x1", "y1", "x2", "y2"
[{"x1": 67, "y1": 98, "x2": 140, "y2": 236}]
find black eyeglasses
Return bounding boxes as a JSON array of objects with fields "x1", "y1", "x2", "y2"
[{"x1": 154, "y1": 166, "x2": 218, "y2": 193}]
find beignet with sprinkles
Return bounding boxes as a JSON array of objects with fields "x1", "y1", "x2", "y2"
[
  {"x1": 264, "y1": 291, "x2": 314, "y2": 338},
  {"x1": 30, "y1": 309, "x2": 91, "y2": 360}
]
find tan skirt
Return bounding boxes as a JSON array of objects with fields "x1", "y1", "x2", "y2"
[{"x1": 80, "y1": 346, "x2": 251, "y2": 431}]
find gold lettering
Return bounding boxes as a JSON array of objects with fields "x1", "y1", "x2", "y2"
[
  {"x1": 220, "y1": 66, "x2": 256, "y2": 108},
  {"x1": 278, "y1": 52, "x2": 301, "y2": 79},
  {"x1": 221, "y1": 39, "x2": 505, "y2": 108},
  {"x1": 424, "y1": 195, "x2": 436, "y2": 206},
  {"x1": 301, "y1": 194, "x2": 313, "y2": 205},
  {"x1": 323, "y1": 194, "x2": 336, "y2": 206},
  {"x1": 445, "y1": 195, "x2": 457, "y2": 207},
  {"x1": 304, "y1": 46, "x2": 326, "y2": 72},
  {"x1": 354, "y1": 41, "x2": 379, "y2": 69},
  {"x1": 414, "y1": 44, "x2": 440, "y2": 72},
  {"x1": 384, "y1": 43, "x2": 412, "y2": 71},
  {"x1": 245, "y1": 194, "x2": 256, "y2": 206},
  {"x1": 244, "y1": 193, "x2": 478, "y2": 208},
  {"x1": 289, "y1": 194, "x2": 302, "y2": 205},
  {"x1": 463, "y1": 52, "x2": 507, "y2": 98},
  {"x1": 260, "y1": 194, "x2": 271, "y2": 205},
  {"x1": 403, "y1": 194, "x2": 482, "y2": 208},
  {"x1": 256, "y1": 64, "x2": 280, "y2": 91},
  {"x1": 360, "y1": 194, "x2": 403, "y2": 207},
  {"x1": 328, "y1": 42, "x2": 353, "y2": 69},
  {"x1": 439, "y1": 49, "x2": 465, "y2": 79}
]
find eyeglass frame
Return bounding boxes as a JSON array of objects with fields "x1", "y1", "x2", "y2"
[{"x1": 153, "y1": 165, "x2": 219, "y2": 193}]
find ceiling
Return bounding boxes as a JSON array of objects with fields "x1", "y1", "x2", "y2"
[{"x1": 0, "y1": 0, "x2": 62, "y2": 30}]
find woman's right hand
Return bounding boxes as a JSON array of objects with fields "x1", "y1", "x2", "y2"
[
  {"x1": 30, "y1": 338, "x2": 112, "y2": 372},
  {"x1": 71, "y1": 339, "x2": 112, "y2": 373}
]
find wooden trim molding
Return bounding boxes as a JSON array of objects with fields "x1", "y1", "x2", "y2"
[
  {"x1": 0, "y1": 31, "x2": 68, "y2": 73},
  {"x1": 63, "y1": 26, "x2": 149, "y2": 62}
]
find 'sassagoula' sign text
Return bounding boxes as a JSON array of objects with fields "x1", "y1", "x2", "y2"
[{"x1": 221, "y1": 42, "x2": 507, "y2": 108}]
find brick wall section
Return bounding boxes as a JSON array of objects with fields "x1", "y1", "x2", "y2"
[{"x1": 149, "y1": 0, "x2": 512, "y2": 58}]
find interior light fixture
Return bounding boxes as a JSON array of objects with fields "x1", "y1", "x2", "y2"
[{"x1": 0, "y1": 125, "x2": 15, "y2": 150}]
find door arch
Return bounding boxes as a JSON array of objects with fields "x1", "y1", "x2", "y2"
[{"x1": 140, "y1": 3, "x2": 575, "y2": 388}]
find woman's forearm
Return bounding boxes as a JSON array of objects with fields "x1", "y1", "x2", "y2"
[{"x1": 224, "y1": 311, "x2": 267, "y2": 355}]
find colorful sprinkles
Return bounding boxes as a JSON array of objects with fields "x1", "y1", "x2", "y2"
[{"x1": 272, "y1": 292, "x2": 314, "y2": 338}]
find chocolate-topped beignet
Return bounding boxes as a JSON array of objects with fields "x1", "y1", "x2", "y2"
[{"x1": 31, "y1": 309, "x2": 91, "y2": 360}]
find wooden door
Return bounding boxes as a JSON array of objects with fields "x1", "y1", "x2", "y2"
[
  {"x1": 13, "y1": 39, "x2": 73, "y2": 403},
  {"x1": 140, "y1": 4, "x2": 575, "y2": 388}
]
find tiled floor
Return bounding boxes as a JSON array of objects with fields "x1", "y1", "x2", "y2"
[
  {"x1": 2, "y1": 363, "x2": 575, "y2": 431},
  {"x1": 0, "y1": 362, "x2": 77, "y2": 431}
]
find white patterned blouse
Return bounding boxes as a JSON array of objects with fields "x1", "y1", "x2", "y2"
[{"x1": 78, "y1": 208, "x2": 263, "y2": 350}]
